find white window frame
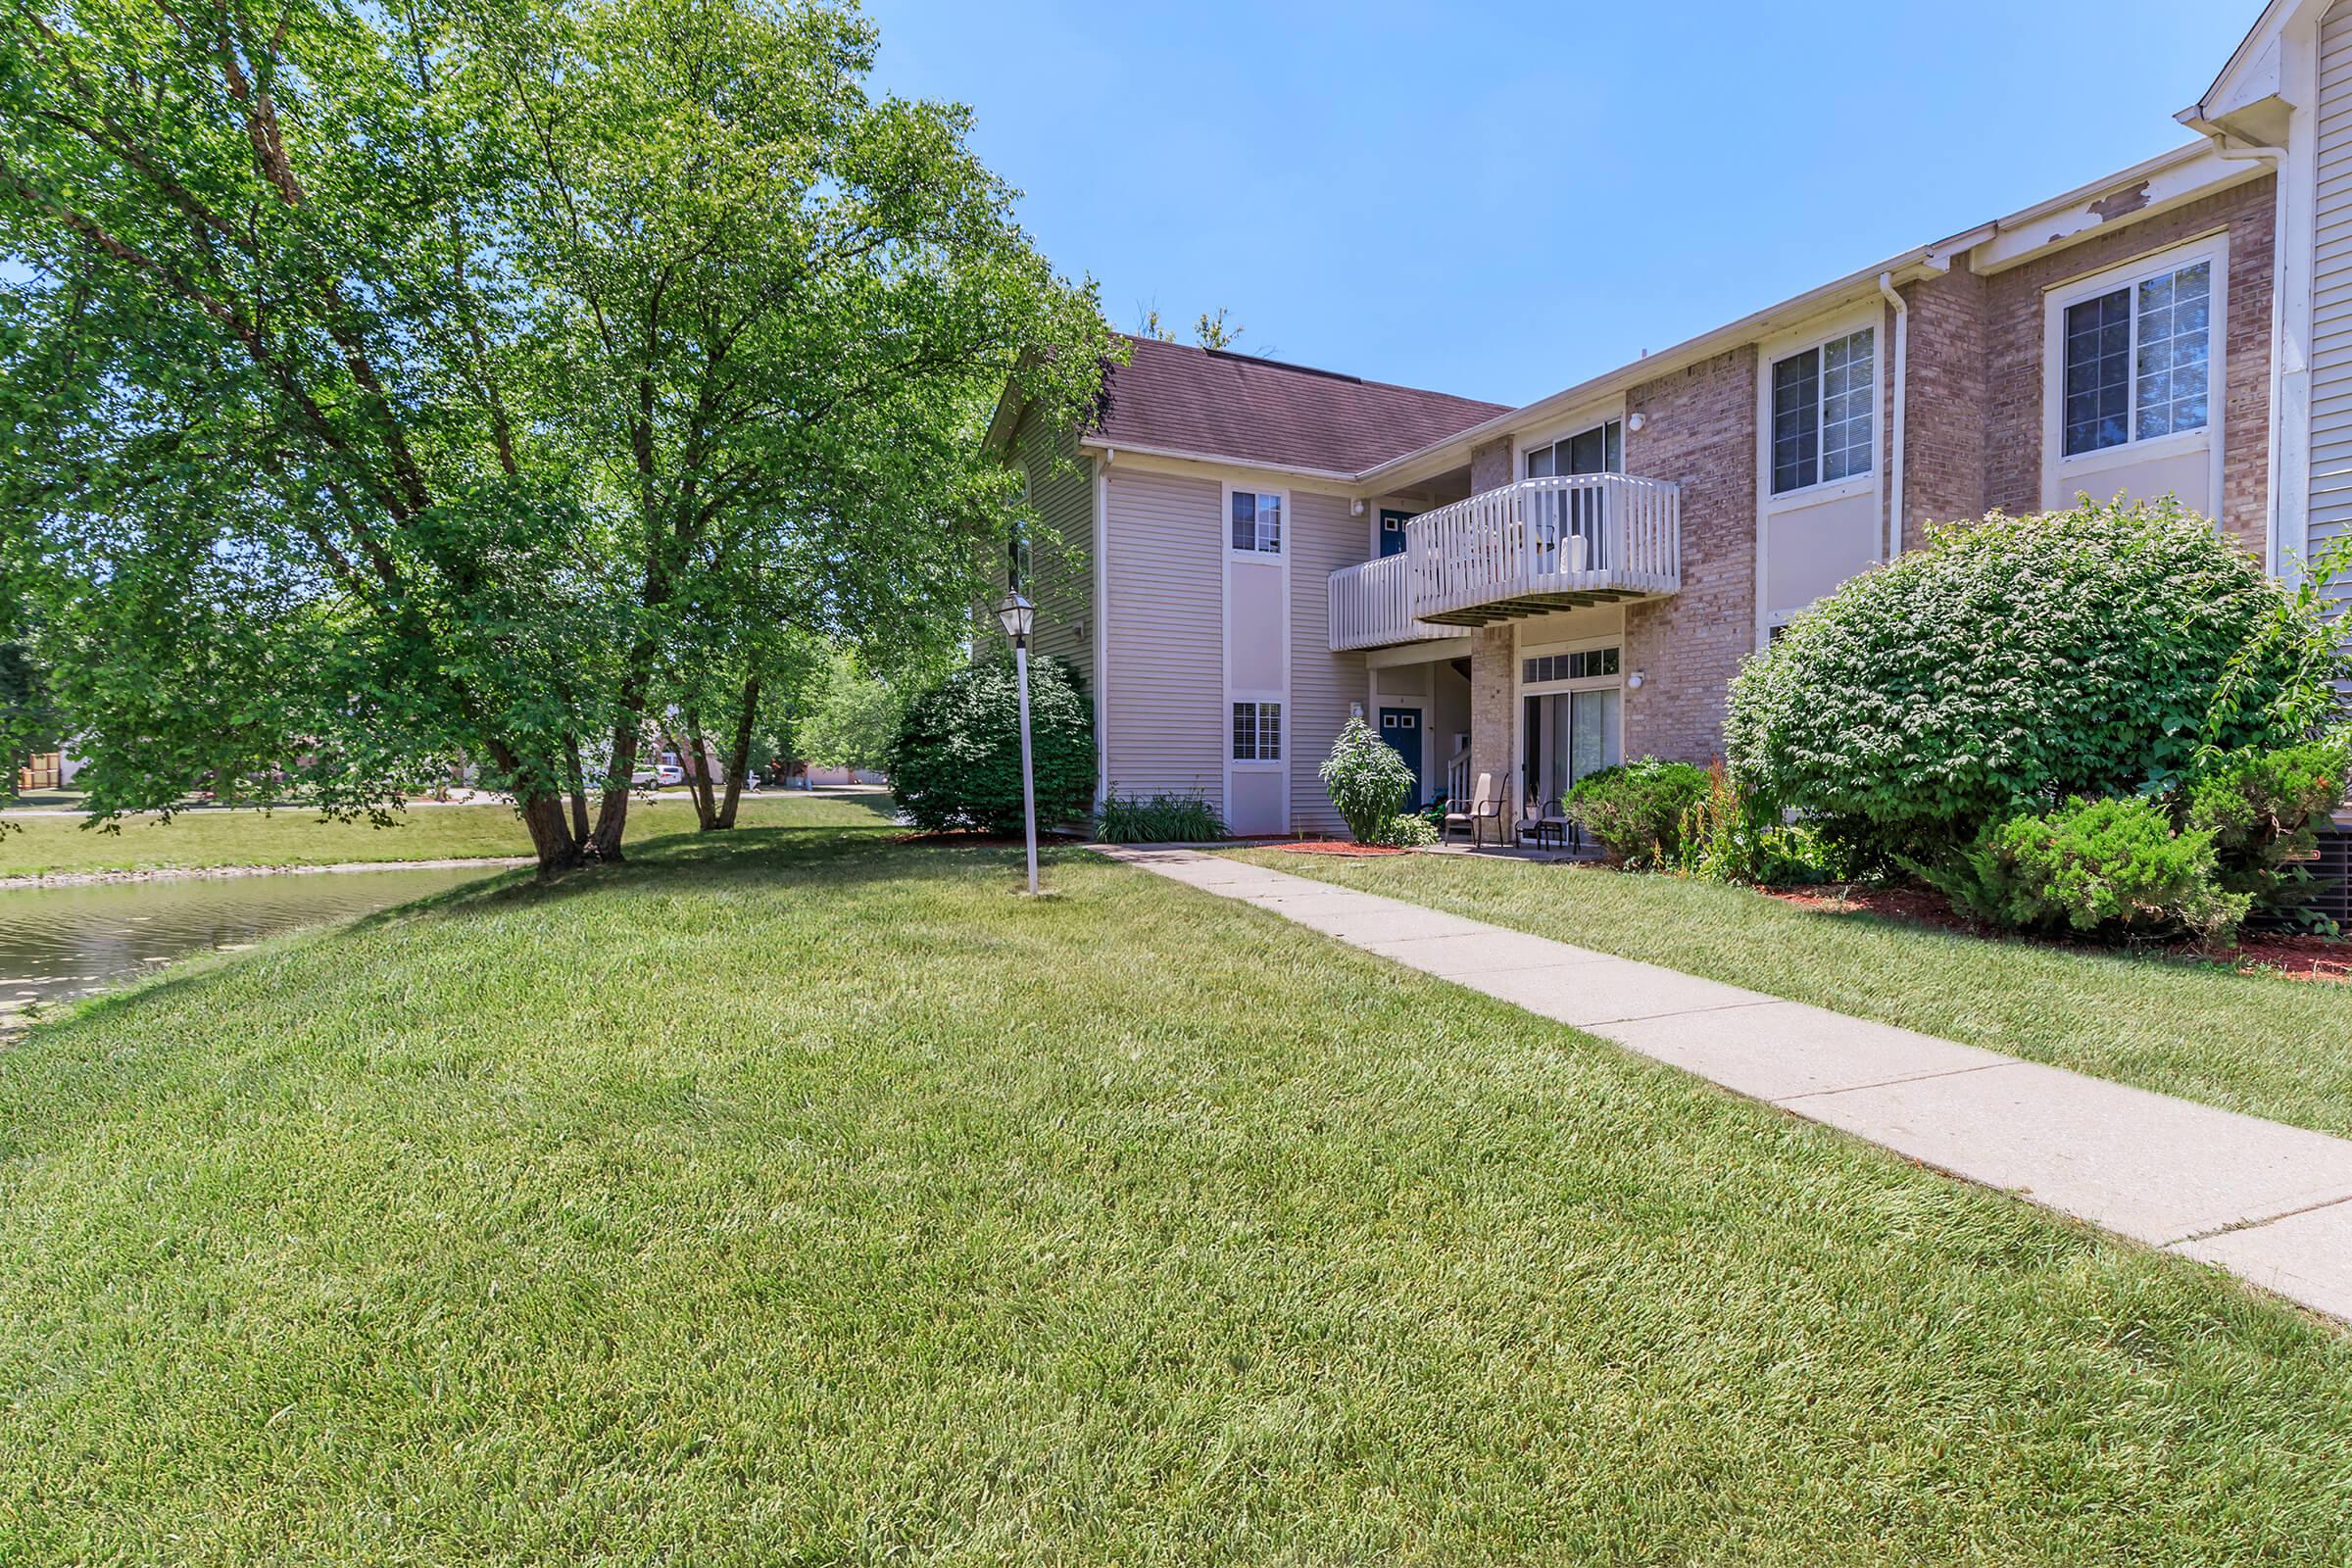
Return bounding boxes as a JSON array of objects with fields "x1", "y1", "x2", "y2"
[
  {"x1": 1521, "y1": 413, "x2": 1628, "y2": 480},
  {"x1": 1230, "y1": 699, "x2": 1284, "y2": 763},
  {"x1": 1518, "y1": 639, "x2": 1624, "y2": 693},
  {"x1": 1766, "y1": 323, "x2": 1880, "y2": 500},
  {"x1": 1226, "y1": 486, "x2": 1286, "y2": 557},
  {"x1": 2040, "y1": 232, "x2": 2228, "y2": 514}
]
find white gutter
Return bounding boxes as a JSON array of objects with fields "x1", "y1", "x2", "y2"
[
  {"x1": 1876, "y1": 271, "x2": 1908, "y2": 563},
  {"x1": 1075, "y1": 436, "x2": 1360, "y2": 485},
  {"x1": 1354, "y1": 225, "x2": 1997, "y2": 495}
]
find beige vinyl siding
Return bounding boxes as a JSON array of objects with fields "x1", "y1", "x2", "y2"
[
  {"x1": 1102, "y1": 467, "x2": 1225, "y2": 808},
  {"x1": 1289, "y1": 489, "x2": 1362, "y2": 834},
  {"x1": 2313, "y1": 4, "x2": 2352, "y2": 622},
  {"x1": 1010, "y1": 413, "x2": 1097, "y2": 691}
]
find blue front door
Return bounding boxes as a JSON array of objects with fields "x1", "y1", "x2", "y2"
[
  {"x1": 1378, "y1": 708, "x2": 1423, "y2": 804},
  {"x1": 1378, "y1": 509, "x2": 1417, "y2": 558}
]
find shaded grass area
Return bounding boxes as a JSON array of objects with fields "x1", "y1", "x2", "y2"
[
  {"x1": 0, "y1": 792, "x2": 893, "y2": 876},
  {"x1": 4, "y1": 827, "x2": 2352, "y2": 1563},
  {"x1": 1233, "y1": 848, "x2": 2352, "y2": 1143}
]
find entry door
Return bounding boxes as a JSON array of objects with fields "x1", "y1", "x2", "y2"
[
  {"x1": 1378, "y1": 509, "x2": 1417, "y2": 558},
  {"x1": 1378, "y1": 708, "x2": 1423, "y2": 803}
]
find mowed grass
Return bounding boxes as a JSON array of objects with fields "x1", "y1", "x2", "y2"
[
  {"x1": 5, "y1": 828, "x2": 2352, "y2": 1564},
  {"x1": 0, "y1": 791, "x2": 891, "y2": 877},
  {"x1": 1233, "y1": 848, "x2": 2352, "y2": 1143}
]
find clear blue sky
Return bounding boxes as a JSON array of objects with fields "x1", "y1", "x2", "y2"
[{"x1": 865, "y1": 0, "x2": 2263, "y2": 408}]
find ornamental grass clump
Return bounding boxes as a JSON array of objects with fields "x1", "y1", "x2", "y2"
[{"x1": 1097, "y1": 790, "x2": 1224, "y2": 844}]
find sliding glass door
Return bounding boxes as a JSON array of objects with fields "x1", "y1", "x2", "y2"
[
  {"x1": 1523, "y1": 419, "x2": 1623, "y2": 572},
  {"x1": 1521, "y1": 686, "x2": 1622, "y2": 808}
]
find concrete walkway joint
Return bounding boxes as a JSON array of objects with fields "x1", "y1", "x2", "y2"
[{"x1": 1096, "y1": 845, "x2": 2352, "y2": 1325}]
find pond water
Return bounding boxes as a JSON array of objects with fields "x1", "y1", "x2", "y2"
[{"x1": 0, "y1": 865, "x2": 502, "y2": 1028}]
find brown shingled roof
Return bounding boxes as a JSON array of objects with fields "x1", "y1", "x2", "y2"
[{"x1": 1089, "y1": 334, "x2": 1508, "y2": 475}]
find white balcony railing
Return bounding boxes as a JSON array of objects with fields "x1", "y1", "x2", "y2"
[
  {"x1": 1326, "y1": 473, "x2": 1682, "y2": 650},
  {"x1": 1326, "y1": 553, "x2": 1452, "y2": 653}
]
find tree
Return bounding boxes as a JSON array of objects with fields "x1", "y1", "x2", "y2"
[
  {"x1": 798, "y1": 650, "x2": 904, "y2": 774},
  {"x1": 1192, "y1": 307, "x2": 1243, "y2": 350},
  {"x1": 0, "y1": 582, "x2": 59, "y2": 813},
  {"x1": 0, "y1": 0, "x2": 1111, "y2": 872}
]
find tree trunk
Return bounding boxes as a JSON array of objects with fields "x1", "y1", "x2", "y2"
[
  {"x1": 682, "y1": 709, "x2": 720, "y2": 830},
  {"x1": 714, "y1": 674, "x2": 760, "y2": 829},
  {"x1": 516, "y1": 788, "x2": 586, "y2": 873},
  {"x1": 563, "y1": 730, "x2": 590, "y2": 846},
  {"x1": 587, "y1": 707, "x2": 644, "y2": 863}
]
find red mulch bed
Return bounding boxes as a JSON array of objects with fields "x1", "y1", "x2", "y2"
[
  {"x1": 1266, "y1": 840, "x2": 1412, "y2": 858},
  {"x1": 1762, "y1": 882, "x2": 2352, "y2": 984}
]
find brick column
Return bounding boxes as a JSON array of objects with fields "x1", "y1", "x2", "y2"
[
  {"x1": 1464, "y1": 435, "x2": 1518, "y2": 817},
  {"x1": 1468, "y1": 624, "x2": 1516, "y2": 817}
]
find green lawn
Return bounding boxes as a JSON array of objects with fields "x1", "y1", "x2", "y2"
[
  {"x1": 5, "y1": 826, "x2": 2352, "y2": 1562},
  {"x1": 0, "y1": 792, "x2": 890, "y2": 877},
  {"x1": 1233, "y1": 848, "x2": 2352, "y2": 1143}
]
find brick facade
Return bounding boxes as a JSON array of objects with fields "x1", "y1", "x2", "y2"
[
  {"x1": 1979, "y1": 173, "x2": 2275, "y2": 553},
  {"x1": 1469, "y1": 434, "x2": 1514, "y2": 493},
  {"x1": 1621, "y1": 345, "x2": 1759, "y2": 763},
  {"x1": 1896, "y1": 265, "x2": 1989, "y2": 549}
]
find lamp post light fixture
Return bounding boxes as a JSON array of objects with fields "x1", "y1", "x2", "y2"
[{"x1": 995, "y1": 589, "x2": 1042, "y2": 896}]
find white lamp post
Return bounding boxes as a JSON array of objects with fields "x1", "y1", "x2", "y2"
[{"x1": 994, "y1": 589, "x2": 1041, "y2": 896}]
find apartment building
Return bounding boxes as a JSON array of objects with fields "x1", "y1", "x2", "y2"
[{"x1": 988, "y1": 3, "x2": 2340, "y2": 843}]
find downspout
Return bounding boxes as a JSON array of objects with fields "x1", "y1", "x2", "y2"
[
  {"x1": 1876, "y1": 272, "x2": 1908, "y2": 562},
  {"x1": 1094, "y1": 447, "x2": 1113, "y2": 811},
  {"x1": 2196, "y1": 128, "x2": 2289, "y2": 574}
]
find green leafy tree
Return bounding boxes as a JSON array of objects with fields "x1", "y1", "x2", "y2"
[
  {"x1": 0, "y1": 0, "x2": 1110, "y2": 871},
  {"x1": 798, "y1": 651, "x2": 905, "y2": 774}
]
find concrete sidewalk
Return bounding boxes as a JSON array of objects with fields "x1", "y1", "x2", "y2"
[{"x1": 1096, "y1": 845, "x2": 2352, "y2": 1324}]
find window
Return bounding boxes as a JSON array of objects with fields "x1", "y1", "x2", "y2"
[
  {"x1": 1771, "y1": 327, "x2": 1875, "y2": 494},
  {"x1": 1006, "y1": 528, "x2": 1031, "y2": 593},
  {"x1": 1232, "y1": 701, "x2": 1282, "y2": 761},
  {"x1": 1522, "y1": 647, "x2": 1620, "y2": 684},
  {"x1": 2062, "y1": 258, "x2": 2212, "y2": 457},
  {"x1": 1230, "y1": 490, "x2": 1282, "y2": 554},
  {"x1": 1525, "y1": 419, "x2": 1624, "y2": 479}
]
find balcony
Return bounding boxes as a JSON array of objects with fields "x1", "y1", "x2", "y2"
[{"x1": 1327, "y1": 473, "x2": 1681, "y2": 651}]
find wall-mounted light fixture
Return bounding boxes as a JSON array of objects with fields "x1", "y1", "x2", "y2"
[
  {"x1": 1627, "y1": 670, "x2": 1647, "y2": 690},
  {"x1": 1627, "y1": 412, "x2": 1646, "y2": 433}
]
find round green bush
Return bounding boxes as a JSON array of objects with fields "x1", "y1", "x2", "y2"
[
  {"x1": 887, "y1": 657, "x2": 1095, "y2": 835},
  {"x1": 1725, "y1": 499, "x2": 2333, "y2": 867},
  {"x1": 1564, "y1": 758, "x2": 1710, "y2": 868}
]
